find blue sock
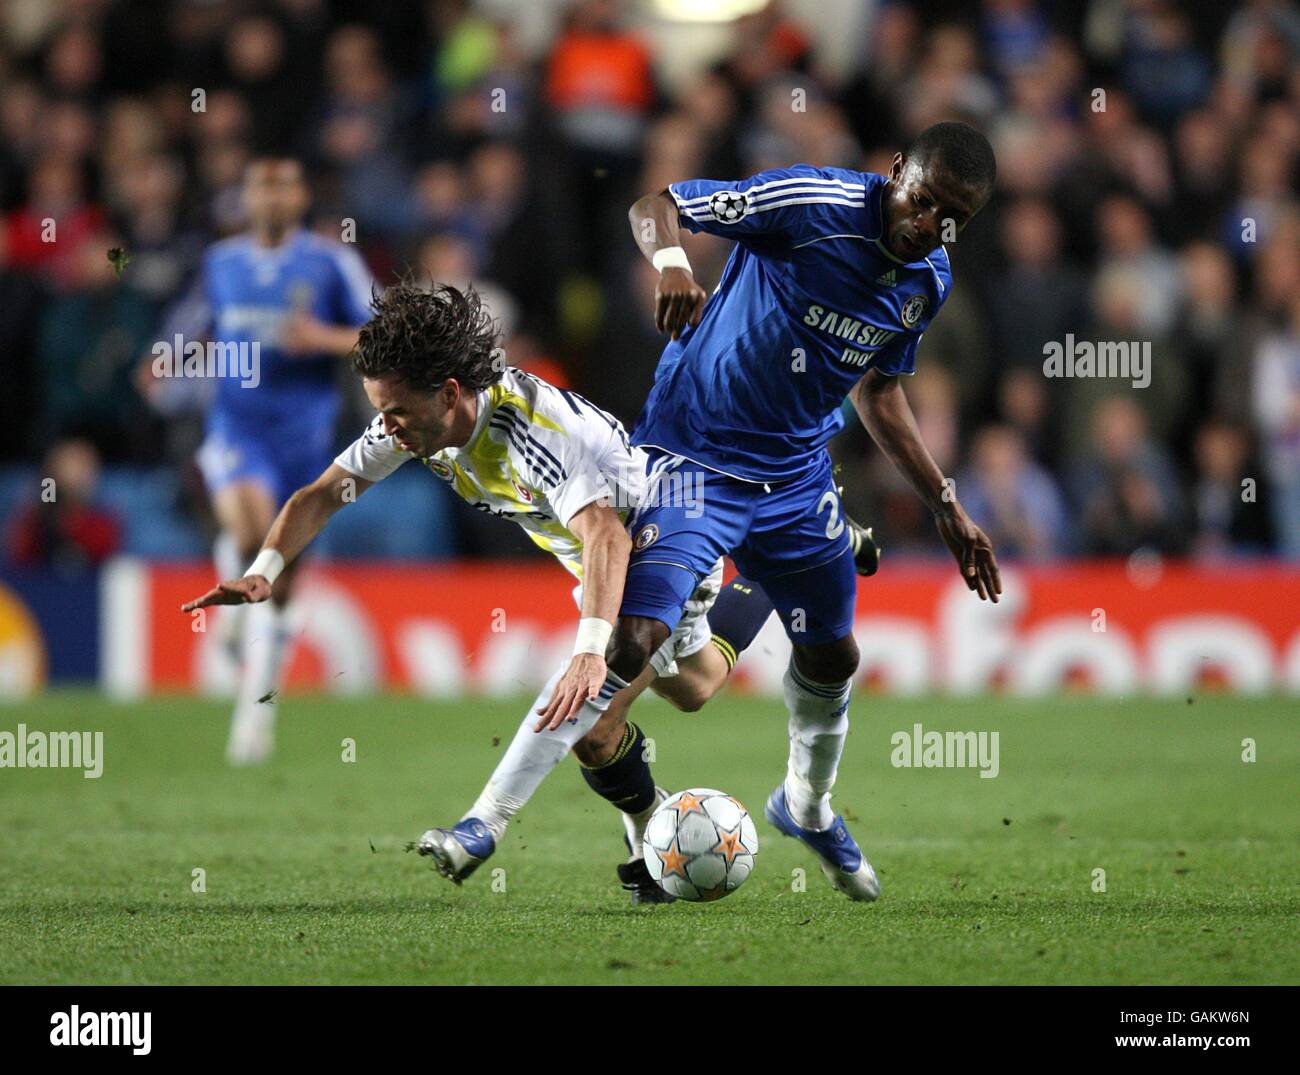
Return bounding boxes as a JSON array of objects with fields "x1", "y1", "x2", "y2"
[
  {"x1": 707, "y1": 575, "x2": 775, "y2": 670},
  {"x1": 579, "y1": 720, "x2": 657, "y2": 815}
]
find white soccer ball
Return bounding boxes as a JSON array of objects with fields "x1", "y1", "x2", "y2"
[{"x1": 643, "y1": 788, "x2": 758, "y2": 902}]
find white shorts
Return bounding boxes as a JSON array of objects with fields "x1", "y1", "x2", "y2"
[
  {"x1": 572, "y1": 559, "x2": 724, "y2": 680},
  {"x1": 647, "y1": 559, "x2": 724, "y2": 678}
]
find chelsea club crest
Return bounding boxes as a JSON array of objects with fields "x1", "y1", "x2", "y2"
[{"x1": 901, "y1": 294, "x2": 928, "y2": 329}]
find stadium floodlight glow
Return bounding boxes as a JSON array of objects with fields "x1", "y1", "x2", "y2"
[{"x1": 648, "y1": 0, "x2": 769, "y2": 23}]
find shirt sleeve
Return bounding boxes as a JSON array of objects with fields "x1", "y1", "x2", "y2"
[
  {"x1": 331, "y1": 245, "x2": 376, "y2": 327},
  {"x1": 548, "y1": 459, "x2": 615, "y2": 529},
  {"x1": 870, "y1": 332, "x2": 920, "y2": 377},
  {"x1": 334, "y1": 415, "x2": 412, "y2": 482},
  {"x1": 668, "y1": 165, "x2": 868, "y2": 247}
]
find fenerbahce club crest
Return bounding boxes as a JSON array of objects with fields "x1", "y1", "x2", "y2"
[
  {"x1": 634, "y1": 524, "x2": 659, "y2": 550},
  {"x1": 901, "y1": 294, "x2": 928, "y2": 329},
  {"x1": 427, "y1": 458, "x2": 454, "y2": 481}
]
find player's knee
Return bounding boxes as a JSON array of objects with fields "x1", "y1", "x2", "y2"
[
  {"x1": 661, "y1": 642, "x2": 730, "y2": 712},
  {"x1": 606, "y1": 617, "x2": 667, "y2": 683},
  {"x1": 667, "y1": 681, "x2": 712, "y2": 713},
  {"x1": 794, "y1": 637, "x2": 860, "y2": 684}
]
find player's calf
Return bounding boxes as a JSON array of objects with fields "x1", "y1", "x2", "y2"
[
  {"x1": 576, "y1": 718, "x2": 677, "y2": 905},
  {"x1": 769, "y1": 641, "x2": 879, "y2": 902},
  {"x1": 791, "y1": 635, "x2": 860, "y2": 685},
  {"x1": 570, "y1": 705, "x2": 628, "y2": 767}
]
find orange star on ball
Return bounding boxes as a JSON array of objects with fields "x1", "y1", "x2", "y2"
[
  {"x1": 712, "y1": 825, "x2": 747, "y2": 865},
  {"x1": 671, "y1": 791, "x2": 706, "y2": 818},
  {"x1": 656, "y1": 838, "x2": 690, "y2": 879}
]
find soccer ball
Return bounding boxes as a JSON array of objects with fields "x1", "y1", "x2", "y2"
[
  {"x1": 708, "y1": 190, "x2": 748, "y2": 224},
  {"x1": 644, "y1": 788, "x2": 758, "y2": 901}
]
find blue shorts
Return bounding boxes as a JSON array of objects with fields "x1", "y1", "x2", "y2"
[
  {"x1": 621, "y1": 450, "x2": 857, "y2": 645},
  {"x1": 197, "y1": 404, "x2": 337, "y2": 507}
]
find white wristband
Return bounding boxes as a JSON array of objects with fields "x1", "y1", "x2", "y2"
[
  {"x1": 652, "y1": 246, "x2": 692, "y2": 274},
  {"x1": 572, "y1": 617, "x2": 613, "y2": 657},
  {"x1": 245, "y1": 549, "x2": 285, "y2": 585}
]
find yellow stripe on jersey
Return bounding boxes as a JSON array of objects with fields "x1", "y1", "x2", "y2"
[
  {"x1": 486, "y1": 383, "x2": 567, "y2": 435},
  {"x1": 420, "y1": 370, "x2": 618, "y2": 583}
]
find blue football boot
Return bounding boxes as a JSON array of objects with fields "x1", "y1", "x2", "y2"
[{"x1": 765, "y1": 784, "x2": 880, "y2": 901}]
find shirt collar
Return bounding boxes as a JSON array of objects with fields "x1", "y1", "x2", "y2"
[
  {"x1": 460, "y1": 385, "x2": 494, "y2": 450},
  {"x1": 247, "y1": 227, "x2": 305, "y2": 260}
]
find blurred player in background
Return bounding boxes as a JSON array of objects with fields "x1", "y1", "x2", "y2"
[{"x1": 143, "y1": 159, "x2": 374, "y2": 764}]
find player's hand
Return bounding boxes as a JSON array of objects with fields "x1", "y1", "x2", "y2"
[
  {"x1": 180, "y1": 575, "x2": 272, "y2": 612},
  {"x1": 655, "y1": 266, "x2": 707, "y2": 340},
  {"x1": 534, "y1": 653, "x2": 607, "y2": 732},
  {"x1": 934, "y1": 507, "x2": 1002, "y2": 603}
]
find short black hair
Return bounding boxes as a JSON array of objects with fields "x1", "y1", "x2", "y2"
[
  {"x1": 905, "y1": 122, "x2": 997, "y2": 193},
  {"x1": 353, "y1": 281, "x2": 503, "y2": 394}
]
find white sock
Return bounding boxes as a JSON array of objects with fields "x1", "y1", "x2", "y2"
[
  {"x1": 214, "y1": 531, "x2": 243, "y2": 579},
  {"x1": 782, "y1": 663, "x2": 851, "y2": 831},
  {"x1": 466, "y1": 664, "x2": 629, "y2": 842},
  {"x1": 229, "y1": 600, "x2": 291, "y2": 748},
  {"x1": 621, "y1": 789, "x2": 662, "y2": 861},
  {"x1": 214, "y1": 533, "x2": 247, "y2": 650}
]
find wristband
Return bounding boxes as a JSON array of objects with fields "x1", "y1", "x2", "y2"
[
  {"x1": 572, "y1": 617, "x2": 613, "y2": 657},
  {"x1": 652, "y1": 246, "x2": 692, "y2": 274},
  {"x1": 246, "y1": 548, "x2": 285, "y2": 585}
]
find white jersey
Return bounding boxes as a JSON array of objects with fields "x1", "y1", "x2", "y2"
[{"x1": 335, "y1": 367, "x2": 648, "y2": 580}]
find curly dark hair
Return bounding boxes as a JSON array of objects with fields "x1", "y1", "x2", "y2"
[{"x1": 352, "y1": 281, "x2": 503, "y2": 393}]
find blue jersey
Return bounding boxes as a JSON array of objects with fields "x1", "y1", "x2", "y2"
[
  {"x1": 632, "y1": 165, "x2": 952, "y2": 483},
  {"x1": 171, "y1": 228, "x2": 374, "y2": 425}
]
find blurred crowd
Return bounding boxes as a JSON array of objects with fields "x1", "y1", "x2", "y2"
[{"x1": 1, "y1": 0, "x2": 1297, "y2": 566}]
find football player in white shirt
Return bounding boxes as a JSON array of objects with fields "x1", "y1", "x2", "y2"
[{"x1": 182, "y1": 283, "x2": 880, "y2": 903}]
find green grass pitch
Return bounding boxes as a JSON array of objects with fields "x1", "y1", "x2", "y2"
[{"x1": 1, "y1": 690, "x2": 1295, "y2": 984}]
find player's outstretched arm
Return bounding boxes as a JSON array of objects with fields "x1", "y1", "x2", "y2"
[
  {"x1": 852, "y1": 369, "x2": 1001, "y2": 602},
  {"x1": 535, "y1": 500, "x2": 633, "y2": 731},
  {"x1": 180, "y1": 464, "x2": 373, "y2": 611},
  {"x1": 628, "y1": 190, "x2": 708, "y2": 340}
]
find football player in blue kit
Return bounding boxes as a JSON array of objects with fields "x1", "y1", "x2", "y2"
[
  {"x1": 151, "y1": 158, "x2": 374, "y2": 763},
  {"x1": 601, "y1": 122, "x2": 1003, "y2": 900}
]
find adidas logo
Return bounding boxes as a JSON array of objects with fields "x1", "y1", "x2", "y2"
[{"x1": 874, "y1": 269, "x2": 897, "y2": 287}]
